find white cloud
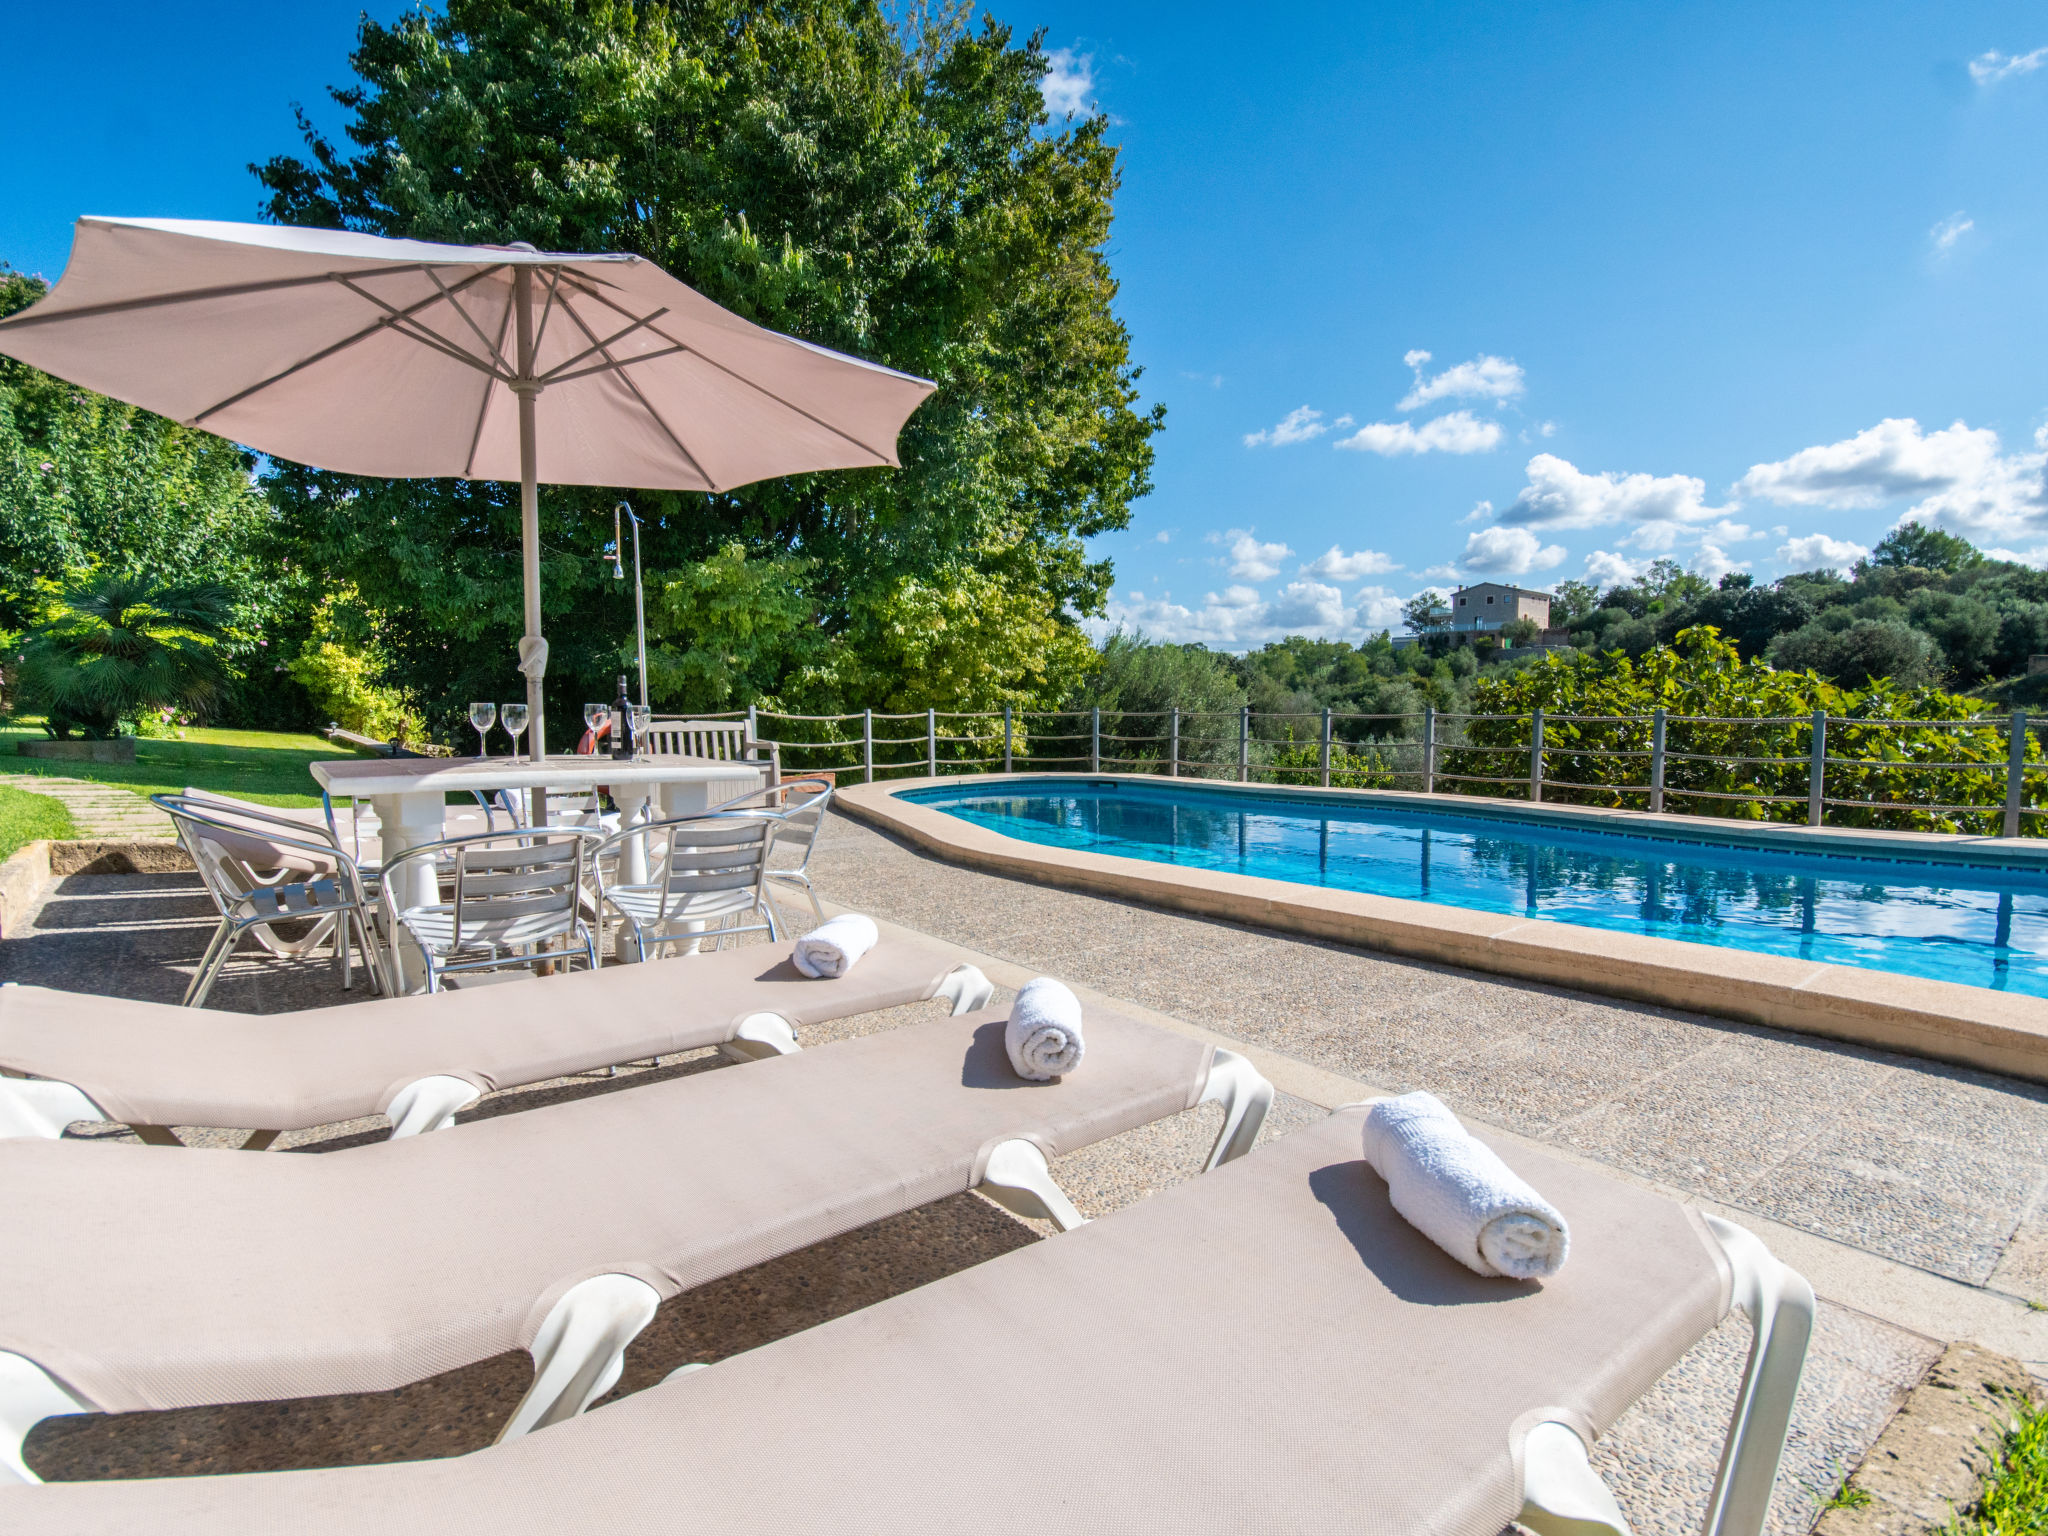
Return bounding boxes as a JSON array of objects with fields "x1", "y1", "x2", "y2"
[
  {"x1": 1931, "y1": 212, "x2": 1974, "y2": 254},
  {"x1": 1337, "y1": 410, "x2": 1503, "y2": 456},
  {"x1": 1775, "y1": 533, "x2": 1870, "y2": 571},
  {"x1": 1244, "y1": 405, "x2": 1333, "y2": 448},
  {"x1": 1226, "y1": 532, "x2": 1291, "y2": 580},
  {"x1": 1699, "y1": 519, "x2": 1756, "y2": 544},
  {"x1": 1625, "y1": 521, "x2": 1682, "y2": 553},
  {"x1": 1267, "y1": 579, "x2": 1351, "y2": 631},
  {"x1": 1096, "y1": 578, "x2": 1433, "y2": 648},
  {"x1": 1461, "y1": 526, "x2": 1566, "y2": 577},
  {"x1": 1398, "y1": 351, "x2": 1526, "y2": 411},
  {"x1": 1153, "y1": 530, "x2": 1171, "y2": 543},
  {"x1": 1303, "y1": 545, "x2": 1399, "y2": 580},
  {"x1": 1735, "y1": 417, "x2": 2048, "y2": 540},
  {"x1": 1583, "y1": 550, "x2": 1644, "y2": 586},
  {"x1": 1986, "y1": 546, "x2": 2048, "y2": 568},
  {"x1": 1692, "y1": 544, "x2": 1746, "y2": 584},
  {"x1": 1354, "y1": 585, "x2": 1408, "y2": 630},
  {"x1": 1419, "y1": 563, "x2": 1463, "y2": 582},
  {"x1": 1459, "y1": 500, "x2": 1495, "y2": 525},
  {"x1": 1041, "y1": 48, "x2": 1094, "y2": 116},
  {"x1": 1971, "y1": 47, "x2": 2048, "y2": 85},
  {"x1": 1500, "y1": 453, "x2": 1727, "y2": 529}
]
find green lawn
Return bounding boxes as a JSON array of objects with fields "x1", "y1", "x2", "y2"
[
  {"x1": 0, "y1": 783, "x2": 78, "y2": 860},
  {"x1": 0, "y1": 721, "x2": 376, "y2": 809}
]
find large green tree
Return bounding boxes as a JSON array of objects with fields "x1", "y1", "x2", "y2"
[
  {"x1": 0, "y1": 270, "x2": 296, "y2": 724},
  {"x1": 256, "y1": 0, "x2": 1158, "y2": 733}
]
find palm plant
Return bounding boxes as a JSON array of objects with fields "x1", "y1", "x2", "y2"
[{"x1": 16, "y1": 574, "x2": 235, "y2": 739}]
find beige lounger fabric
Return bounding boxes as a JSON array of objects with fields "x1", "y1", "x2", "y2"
[
  {"x1": 5, "y1": 1110, "x2": 1728, "y2": 1535},
  {"x1": 0, "y1": 1004, "x2": 1211, "y2": 1414},
  {"x1": 0, "y1": 936, "x2": 970, "y2": 1130}
]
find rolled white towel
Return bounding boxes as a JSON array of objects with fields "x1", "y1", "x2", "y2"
[
  {"x1": 1360, "y1": 1092, "x2": 1569, "y2": 1279},
  {"x1": 792, "y1": 913, "x2": 880, "y2": 979},
  {"x1": 1005, "y1": 977, "x2": 1084, "y2": 1081}
]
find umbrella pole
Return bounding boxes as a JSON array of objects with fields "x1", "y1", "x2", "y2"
[{"x1": 513, "y1": 269, "x2": 547, "y2": 801}]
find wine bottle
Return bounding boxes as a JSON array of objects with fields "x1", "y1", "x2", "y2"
[{"x1": 611, "y1": 674, "x2": 635, "y2": 761}]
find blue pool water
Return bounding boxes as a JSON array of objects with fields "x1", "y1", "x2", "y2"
[{"x1": 905, "y1": 777, "x2": 2048, "y2": 996}]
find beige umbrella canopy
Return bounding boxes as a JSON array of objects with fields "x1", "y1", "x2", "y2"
[{"x1": 0, "y1": 216, "x2": 935, "y2": 755}]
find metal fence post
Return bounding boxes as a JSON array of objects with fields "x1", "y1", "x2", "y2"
[
  {"x1": 1319, "y1": 707, "x2": 1332, "y2": 788},
  {"x1": 747, "y1": 702, "x2": 758, "y2": 742},
  {"x1": 926, "y1": 708, "x2": 937, "y2": 777},
  {"x1": 2005, "y1": 711, "x2": 2029, "y2": 838},
  {"x1": 1169, "y1": 707, "x2": 1180, "y2": 778},
  {"x1": 1421, "y1": 706, "x2": 1435, "y2": 794},
  {"x1": 1650, "y1": 707, "x2": 1667, "y2": 814},
  {"x1": 1239, "y1": 706, "x2": 1250, "y2": 783},
  {"x1": 1091, "y1": 707, "x2": 1102, "y2": 773},
  {"x1": 862, "y1": 708, "x2": 873, "y2": 783},
  {"x1": 1003, "y1": 704, "x2": 1013, "y2": 774},
  {"x1": 1529, "y1": 707, "x2": 1545, "y2": 803},
  {"x1": 1807, "y1": 710, "x2": 1827, "y2": 827}
]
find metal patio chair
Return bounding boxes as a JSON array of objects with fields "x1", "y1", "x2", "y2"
[
  {"x1": 702, "y1": 777, "x2": 834, "y2": 922},
  {"x1": 155, "y1": 793, "x2": 386, "y2": 1007},
  {"x1": 382, "y1": 828, "x2": 604, "y2": 993},
  {"x1": 595, "y1": 810, "x2": 779, "y2": 962}
]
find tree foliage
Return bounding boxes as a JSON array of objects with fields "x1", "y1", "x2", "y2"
[
  {"x1": 0, "y1": 270, "x2": 287, "y2": 648},
  {"x1": 253, "y1": 0, "x2": 1159, "y2": 734}
]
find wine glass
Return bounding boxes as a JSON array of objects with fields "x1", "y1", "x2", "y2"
[
  {"x1": 501, "y1": 702, "x2": 530, "y2": 761},
  {"x1": 629, "y1": 705, "x2": 652, "y2": 758},
  {"x1": 468, "y1": 701, "x2": 496, "y2": 758},
  {"x1": 584, "y1": 702, "x2": 609, "y2": 748}
]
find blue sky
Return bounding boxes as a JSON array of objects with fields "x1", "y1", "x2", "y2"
[{"x1": 6, "y1": 4, "x2": 2048, "y2": 649}]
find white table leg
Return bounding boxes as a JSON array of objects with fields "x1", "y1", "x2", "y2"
[
  {"x1": 612, "y1": 786, "x2": 656, "y2": 885},
  {"x1": 374, "y1": 791, "x2": 447, "y2": 994}
]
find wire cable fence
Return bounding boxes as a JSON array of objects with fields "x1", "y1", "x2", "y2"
[{"x1": 735, "y1": 703, "x2": 2048, "y2": 837}]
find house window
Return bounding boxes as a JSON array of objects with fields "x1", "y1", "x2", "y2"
[
  {"x1": 1486, "y1": 595, "x2": 1495, "y2": 604},
  {"x1": 1456, "y1": 597, "x2": 1466, "y2": 606}
]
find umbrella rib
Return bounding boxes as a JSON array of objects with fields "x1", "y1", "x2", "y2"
[
  {"x1": 543, "y1": 343, "x2": 689, "y2": 385},
  {"x1": 561, "y1": 276, "x2": 897, "y2": 466},
  {"x1": 536, "y1": 309, "x2": 671, "y2": 383},
  {"x1": 189, "y1": 267, "x2": 509, "y2": 426},
  {"x1": 555, "y1": 292, "x2": 712, "y2": 485},
  {"x1": 332, "y1": 276, "x2": 516, "y2": 381},
  {"x1": 529, "y1": 269, "x2": 564, "y2": 366},
  {"x1": 0, "y1": 267, "x2": 433, "y2": 330},
  {"x1": 463, "y1": 293, "x2": 518, "y2": 479},
  {"x1": 426, "y1": 269, "x2": 513, "y2": 375}
]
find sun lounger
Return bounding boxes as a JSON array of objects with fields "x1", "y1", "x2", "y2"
[
  {"x1": 0, "y1": 1106, "x2": 1807, "y2": 1536},
  {"x1": 0, "y1": 1001, "x2": 1271, "y2": 1482},
  {"x1": 0, "y1": 936, "x2": 993, "y2": 1144}
]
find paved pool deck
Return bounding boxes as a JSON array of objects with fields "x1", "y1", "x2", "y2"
[{"x1": 9, "y1": 810, "x2": 2048, "y2": 1533}]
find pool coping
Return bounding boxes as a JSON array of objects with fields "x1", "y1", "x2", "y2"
[{"x1": 836, "y1": 772, "x2": 2048, "y2": 1085}]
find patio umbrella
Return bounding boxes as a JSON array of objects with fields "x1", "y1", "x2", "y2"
[{"x1": 0, "y1": 216, "x2": 936, "y2": 757}]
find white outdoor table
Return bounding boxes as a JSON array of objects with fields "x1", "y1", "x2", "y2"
[{"x1": 310, "y1": 754, "x2": 766, "y2": 989}]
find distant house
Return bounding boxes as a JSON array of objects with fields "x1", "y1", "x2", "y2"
[{"x1": 1449, "y1": 582, "x2": 1551, "y2": 634}]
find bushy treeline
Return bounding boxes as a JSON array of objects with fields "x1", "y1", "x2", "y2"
[{"x1": 1554, "y1": 526, "x2": 2048, "y2": 699}]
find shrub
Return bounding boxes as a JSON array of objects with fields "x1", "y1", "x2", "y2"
[{"x1": 16, "y1": 574, "x2": 233, "y2": 739}]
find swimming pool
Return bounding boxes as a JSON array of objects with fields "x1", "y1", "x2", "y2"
[{"x1": 904, "y1": 777, "x2": 2048, "y2": 997}]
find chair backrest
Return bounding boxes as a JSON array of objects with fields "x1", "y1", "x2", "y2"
[
  {"x1": 705, "y1": 778, "x2": 832, "y2": 875},
  {"x1": 444, "y1": 833, "x2": 594, "y2": 951},
  {"x1": 642, "y1": 718, "x2": 755, "y2": 762},
  {"x1": 602, "y1": 811, "x2": 774, "y2": 924}
]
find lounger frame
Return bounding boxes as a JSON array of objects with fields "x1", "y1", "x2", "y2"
[{"x1": 1516, "y1": 1214, "x2": 1815, "y2": 1536}]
